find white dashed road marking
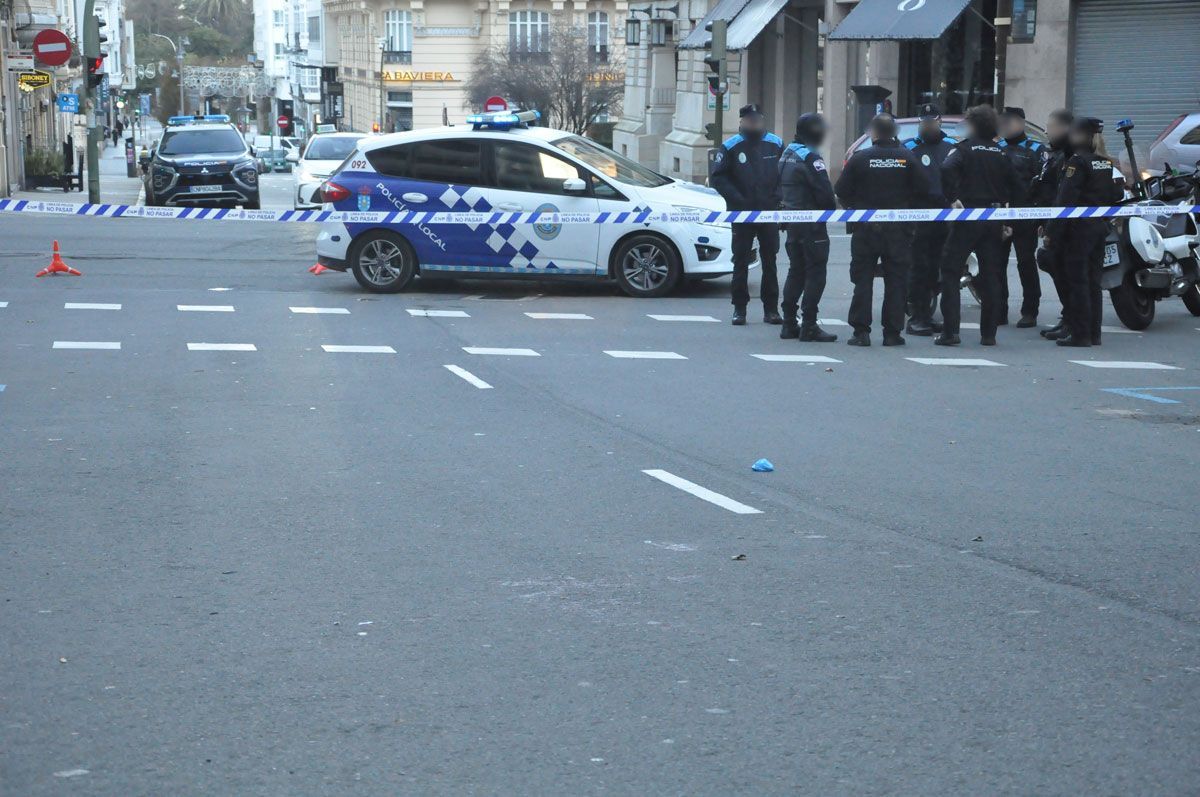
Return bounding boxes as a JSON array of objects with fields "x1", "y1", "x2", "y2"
[
  {"x1": 525, "y1": 312, "x2": 594, "y2": 320},
  {"x1": 64, "y1": 302, "x2": 121, "y2": 310},
  {"x1": 187, "y1": 343, "x2": 257, "y2": 352},
  {"x1": 290, "y1": 306, "x2": 350, "y2": 314},
  {"x1": 0, "y1": 302, "x2": 8, "y2": 308},
  {"x1": 647, "y1": 314, "x2": 720, "y2": 323},
  {"x1": 463, "y1": 347, "x2": 540, "y2": 356},
  {"x1": 752, "y1": 354, "x2": 842, "y2": 363},
  {"x1": 178, "y1": 305, "x2": 234, "y2": 312},
  {"x1": 818, "y1": 318, "x2": 850, "y2": 327},
  {"x1": 642, "y1": 469, "x2": 762, "y2": 515},
  {"x1": 1070, "y1": 360, "x2": 1180, "y2": 370},
  {"x1": 321, "y1": 345, "x2": 396, "y2": 354},
  {"x1": 907, "y1": 357, "x2": 1006, "y2": 367},
  {"x1": 605, "y1": 350, "x2": 687, "y2": 359},
  {"x1": 53, "y1": 341, "x2": 120, "y2": 350},
  {"x1": 1101, "y1": 325, "x2": 1141, "y2": 335},
  {"x1": 444, "y1": 364, "x2": 494, "y2": 389},
  {"x1": 408, "y1": 309, "x2": 470, "y2": 317}
]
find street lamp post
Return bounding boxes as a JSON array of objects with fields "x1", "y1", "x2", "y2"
[
  {"x1": 377, "y1": 36, "x2": 387, "y2": 133},
  {"x1": 150, "y1": 33, "x2": 187, "y2": 115}
]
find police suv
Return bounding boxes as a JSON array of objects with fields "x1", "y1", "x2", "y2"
[
  {"x1": 145, "y1": 115, "x2": 261, "y2": 209},
  {"x1": 313, "y1": 111, "x2": 733, "y2": 297}
]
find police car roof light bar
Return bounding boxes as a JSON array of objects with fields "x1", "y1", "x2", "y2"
[
  {"x1": 166, "y1": 114, "x2": 232, "y2": 126},
  {"x1": 466, "y1": 109, "x2": 541, "y2": 130}
]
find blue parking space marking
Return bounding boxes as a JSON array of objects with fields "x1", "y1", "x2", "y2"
[{"x1": 1101, "y1": 387, "x2": 1200, "y2": 405}]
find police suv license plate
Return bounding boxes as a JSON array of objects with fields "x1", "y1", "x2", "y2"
[
  {"x1": 1103, "y1": 243, "x2": 1120, "y2": 266},
  {"x1": 190, "y1": 185, "x2": 222, "y2": 193}
]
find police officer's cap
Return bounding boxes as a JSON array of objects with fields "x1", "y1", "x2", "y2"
[
  {"x1": 1072, "y1": 116, "x2": 1104, "y2": 135},
  {"x1": 917, "y1": 103, "x2": 941, "y2": 121},
  {"x1": 1000, "y1": 106, "x2": 1026, "y2": 120},
  {"x1": 739, "y1": 104, "x2": 764, "y2": 119}
]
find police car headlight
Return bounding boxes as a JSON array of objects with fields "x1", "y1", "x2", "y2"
[
  {"x1": 677, "y1": 206, "x2": 727, "y2": 229},
  {"x1": 151, "y1": 164, "x2": 175, "y2": 190},
  {"x1": 234, "y1": 162, "x2": 258, "y2": 185}
]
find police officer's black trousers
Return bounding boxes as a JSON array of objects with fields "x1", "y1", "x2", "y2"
[
  {"x1": 1042, "y1": 241, "x2": 1072, "y2": 325},
  {"x1": 939, "y1": 221, "x2": 1007, "y2": 338},
  {"x1": 848, "y1": 223, "x2": 912, "y2": 336},
  {"x1": 781, "y1": 224, "x2": 830, "y2": 324},
  {"x1": 1063, "y1": 220, "x2": 1108, "y2": 342},
  {"x1": 1000, "y1": 221, "x2": 1041, "y2": 318},
  {"x1": 908, "y1": 223, "x2": 949, "y2": 322},
  {"x1": 731, "y1": 223, "x2": 780, "y2": 311}
]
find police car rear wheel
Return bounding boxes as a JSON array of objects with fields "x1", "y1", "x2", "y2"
[
  {"x1": 614, "y1": 235, "x2": 681, "y2": 298},
  {"x1": 350, "y1": 232, "x2": 416, "y2": 293}
]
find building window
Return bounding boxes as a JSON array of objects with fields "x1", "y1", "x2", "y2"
[
  {"x1": 587, "y1": 11, "x2": 609, "y2": 64},
  {"x1": 509, "y1": 9, "x2": 550, "y2": 63},
  {"x1": 273, "y1": 9, "x2": 284, "y2": 25},
  {"x1": 385, "y1": 9, "x2": 413, "y2": 53},
  {"x1": 274, "y1": 42, "x2": 285, "y2": 56},
  {"x1": 386, "y1": 91, "x2": 413, "y2": 133},
  {"x1": 307, "y1": 16, "x2": 321, "y2": 44}
]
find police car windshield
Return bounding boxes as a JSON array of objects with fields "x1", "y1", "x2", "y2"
[
  {"x1": 159, "y1": 128, "x2": 247, "y2": 156},
  {"x1": 305, "y1": 136, "x2": 362, "y2": 161},
  {"x1": 552, "y1": 135, "x2": 672, "y2": 188}
]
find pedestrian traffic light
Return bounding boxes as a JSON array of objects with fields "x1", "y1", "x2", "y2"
[
  {"x1": 87, "y1": 55, "x2": 106, "y2": 89},
  {"x1": 85, "y1": 15, "x2": 108, "y2": 89}
]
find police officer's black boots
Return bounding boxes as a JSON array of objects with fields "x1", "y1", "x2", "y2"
[
  {"x1": 1016, "y1": 314, "x2": 1038, "y2": 328},
  {"x1": 882, "y1": 332, "x2": 905, "y2": 347},
  {"x1": 780, "y1": 316, "x2": 800, "y2": 339},
  {"x1": 732, "y1": 307, "x2": 747, "y2": 326},
  {"x1": 763, "y1": 309, "x2": 783, "y2": 325},
  {"x1": 799, "y1": 322, "x2": 837, "y2": 342},
  {"x1": 1056, "y1": 334, "x2": 1091, "y2": 347},
  {"x1": 1040, "y1": 320, "x2": 1065, "y2": 339},
  {"x1": 934, "y1": 332, "x2": 961, "y2": 346},
  {"x1": 906, "y1": 318, "x2": 935, "y2": 336},
  {"x1": 847, "y1": 330, "x2": 871, "y2": 347}
]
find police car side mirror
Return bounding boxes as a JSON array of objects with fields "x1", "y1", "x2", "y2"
[{"x1": 562, "y1": 177, "x2": 587, "y2": 193}]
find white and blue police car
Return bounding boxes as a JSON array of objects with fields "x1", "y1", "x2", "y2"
[{"x1": 313, "y1": 110, "x2": 735, "y2": 297}]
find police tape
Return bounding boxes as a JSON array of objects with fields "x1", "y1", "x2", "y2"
[{"x1": 0, "y1": 198, "x2": 1196, "y2": 225}]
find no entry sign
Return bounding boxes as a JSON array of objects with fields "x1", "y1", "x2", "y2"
[
  {"x1": 32, "y1": 29, "x2": 72, "y2": 67},
  {"x1": 484, "y1": 95, "x2": 508, "y2": 112},
  {"x1": 277, "y1": 116, "x2": 290, "y2": 129}
]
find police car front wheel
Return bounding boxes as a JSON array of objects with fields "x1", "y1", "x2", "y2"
[
  {"x1": 350, "y1": 231, "x2": 417, "y2": 293},
  {"x1": 613, "y1": 235, "x2": 682, "y2": 298}
]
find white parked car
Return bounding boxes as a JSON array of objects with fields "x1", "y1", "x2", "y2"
[
  {"x1": 312, "y1": 111, "x2": 735, "y2": 297},
  {"x1": 1147, "y1": 112, "x2": 1200, "y2": 176},
  {"x1": 291, "y1": 132, "x2": 365, "y2": 209}
]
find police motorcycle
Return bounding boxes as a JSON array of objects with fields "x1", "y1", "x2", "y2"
[{"x1": 1101, "y1": 120, "x2": 1200, "y2": 329}]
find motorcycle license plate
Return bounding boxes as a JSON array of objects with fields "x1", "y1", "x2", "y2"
[{"x1": 1103, "y1": 243, "x2": 1120, "y2": 266}]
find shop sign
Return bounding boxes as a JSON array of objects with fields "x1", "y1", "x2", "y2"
[
  {"x1": 6, "y1": 54, "x2": 35, "y2": 71},
  {"x1": 383, "y1": 70, "x2": 458, "y2": 83},
  {"x1": 17, "y1": 69, "x2": 52, "y2": 91}
]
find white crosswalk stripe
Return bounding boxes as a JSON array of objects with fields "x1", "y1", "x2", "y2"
[
  {"x1": 53, "y1": 341, "x2": 120, "y2": 350},
  {"x1": 178, "y1": 305, "x2": 234, "y2": 312},
  {"x1": 444, "y1": 364, "x2": 493, "y2": 389},
  {"x1": 463, "y1": 347, "x2": 540, "y2": 356},
  {"x1": 647, "y1": 314, "x2": 720, "y2": 323},
  {"x1": 907, "y1": 357, "x2": 1006, "y2": 367},
  {"x1": 525, "y1": 312, "x2": 594, "y2": 320},
  {"x1": 290, "y1": 307, "x2": 350, "y2": 314},
  {"x1": 605, "y1": 350, "x2": 687, "y2": 359},
  {"x1": 64, "y1": 302, "x2": 121, "y2": 310},
  {"x1": 321, "y1": 345, "x2": 396, "y2": 354},
  {"x1": 408, "y1": 309, "x2": 470, "y2": 318},
  {"x1": 187, "y1": 343, "x2": 257, "y2": 352},
  {"x1": 1069, "y1": 360, "x2": 1180, "y2": 370},
  {"x1": 752, "y1": 354, "x2": 842, "y2": 363}
]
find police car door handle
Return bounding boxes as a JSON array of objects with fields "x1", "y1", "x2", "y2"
[
  {"x1": 495, "y1": 202, "x2": 523, "y2": 212},
  {"x1": 401, "y1": 192, "x2": 428, "y2": 204}
]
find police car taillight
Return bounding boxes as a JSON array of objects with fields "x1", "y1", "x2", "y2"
[{"x1": 320, "y1": 180, "x2": 350, "y2": 203}]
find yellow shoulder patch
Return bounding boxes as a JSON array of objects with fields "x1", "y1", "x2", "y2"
[{"x1": 1065, "y1": 165, "x2": 1076, "y2": 178}]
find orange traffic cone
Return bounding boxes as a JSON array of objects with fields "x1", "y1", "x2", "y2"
[
  {"x1": 308, "y1": 263, "x2": 329, "y2": 275},
  {"x1": 35, "y1": 242, "x2": 82, "y2": 277}
]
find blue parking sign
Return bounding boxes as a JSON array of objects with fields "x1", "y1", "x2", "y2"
[{"x1": 56, "y1": 93, "x2": 80, "y2": 113}]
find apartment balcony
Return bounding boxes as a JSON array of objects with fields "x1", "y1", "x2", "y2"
[{"x1": 383, "y1": 50, "x2": 412, "y2": 65}]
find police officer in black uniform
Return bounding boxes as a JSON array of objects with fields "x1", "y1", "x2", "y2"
[
  {"x1": 710, "y1": 104, "x2": 785, "y2": 326},
  {"x1": 1029, "y1": 109, "x2": 1075, "y2": 340},
  {"x1": 903, "y1": 103, "x2": 957, "y2": 336},
  {"x1": 778, "y1": 112, "x2": 838, "y2": 342},
  {"x1": 935, "y1": 105, "x2": 1024, "y2": 347},
  {"x1": 834, "y1": 113, "x2": 928, "y2": 346},
  {"x1": 998, "y1": 106, "x2": 1046, "y2": 327},
  {"x1": 1049, "y1": 117, "x2": 1125, "y2": 347}
]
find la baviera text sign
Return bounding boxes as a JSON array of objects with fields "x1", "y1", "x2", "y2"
[{"x1": 383, "y1": 70, "x2": 458, "y2": 83}]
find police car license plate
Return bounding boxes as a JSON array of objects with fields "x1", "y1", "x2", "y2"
[
  {"x1": 190, "y1": 185, "x2": 222, "y2": 193},
  {"x1": 1103, "y1": 243, "x2": 1120, "y2": 267}
]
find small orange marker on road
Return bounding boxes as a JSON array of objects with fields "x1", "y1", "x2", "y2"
[
  {"x1": 308, "y1": 263, "x2": 329, "y2": 275},
  {"x1": 35, "y1": 241, "x2": 82, "y2": 277}
]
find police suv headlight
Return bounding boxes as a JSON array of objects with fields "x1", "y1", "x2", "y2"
[
  {"x1": 152, "y1": 164, "x2": 176, "y2": 190},
  {"x1": 234, "y1": 162, "x2": 258, "y2": 185}
]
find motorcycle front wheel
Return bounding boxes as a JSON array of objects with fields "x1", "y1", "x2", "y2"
[
  {"x1": 1109, "y1": 277, "x2": 1156, "y2": 330},
  {"x1": 1182, "y1": 284, "x2": 1200, "y2": 316}
]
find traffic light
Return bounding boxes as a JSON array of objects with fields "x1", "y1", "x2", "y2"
[
  {"x1": 87, "y1": 55, "x2": 106, "y2": 89},
  {"x1": 703, "y1": 19, "x2": 727, "y2": 95},
  {"x1": 85, "y1": 14, "x2": 108, "y2": 89}
]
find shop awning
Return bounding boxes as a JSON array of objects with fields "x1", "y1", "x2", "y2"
[
  {"x1": 827, "y1": 0, "x2": 973, "y2": 41},
  {"x1": 679, "y1": 0, "x2": 784, "y2": 50}
]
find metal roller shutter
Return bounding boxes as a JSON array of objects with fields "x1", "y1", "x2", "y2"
[{"x1": 1071, "y1": 0, "x2": 1200, "y2": 167}]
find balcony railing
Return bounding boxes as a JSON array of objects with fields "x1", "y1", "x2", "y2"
[
  {"x1": 509, "y1": 48, "x2": 550, "y2": 64},
  {"x1": 383, "y1": 50, "x2": 412, "y2": 64}
]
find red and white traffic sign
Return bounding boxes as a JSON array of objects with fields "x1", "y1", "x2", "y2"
[
  {"x1": 32, "y1": 29, "x2": 72, "y2": 67},
  {"x1": 483, "y1": 95, "x2": 508, "y2": 112},
  {"x1": 277, "y1": 116, "x2": 290, "y2": 129}
]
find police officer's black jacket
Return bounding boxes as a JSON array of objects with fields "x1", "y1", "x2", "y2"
[
  {"x1": 833, "y1": 139, "x2": 928, "y2": 211},
  {"x1": 710, "y1": 132, "x2": 784, "y2": 211},
  {"x1": 778, "y1": 142, "x2": 836, "y2": 211},
  {"x1": 1047, "y1": 150, "x2": 1125, "y2": 237},
  {"x1": 999, "y1": 133, "x2": 1045, "y2": 203},
  {"x1": 941, "y1": 137, "x2": 1024, "y2": 208},
  {"x1": 1029, "y1": 143, "x2": 1073, "y2": 207},
  {"x1": 903, "y1": 130, "x2": 957, "y2": 206}
]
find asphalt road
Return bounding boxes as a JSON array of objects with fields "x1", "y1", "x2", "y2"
[{"x1": 1, "y1": 212, "x2": 1198, "y2": 796}]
